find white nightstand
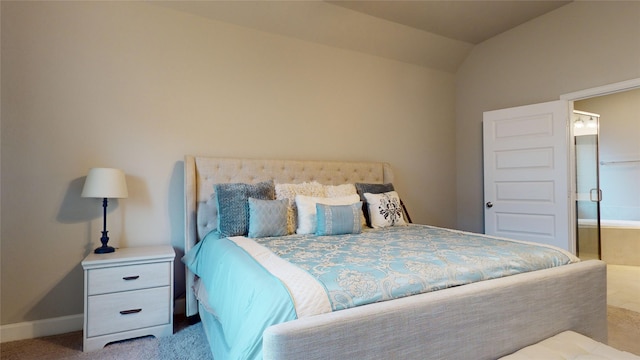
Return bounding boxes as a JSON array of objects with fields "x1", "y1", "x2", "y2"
[{"x1": 81, "y1": 245, "x2": 175, "y2": 352}]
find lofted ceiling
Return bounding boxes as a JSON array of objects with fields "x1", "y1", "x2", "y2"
[
  {"x1": 327, "y1": 1, "x2": 572, "y2": 45},
  {"x1": 151, "y1": 1, "x2": 573, "y2": 72}
]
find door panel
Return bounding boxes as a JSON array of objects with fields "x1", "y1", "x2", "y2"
[
  {"x1": 495, "y1": 213, "x2": 555, "y2": 237},
  {"x1": 483, "y1": 100, "x2": 572, "y2": 251}
]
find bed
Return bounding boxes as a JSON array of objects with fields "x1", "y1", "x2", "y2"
[{"x1": 183, "y1": 155, "x2": 607, "y2": 360}]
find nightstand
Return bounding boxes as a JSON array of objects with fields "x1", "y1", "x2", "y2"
[{"x1": 81, "y1": 245, "x2": 175, "y2": 352}]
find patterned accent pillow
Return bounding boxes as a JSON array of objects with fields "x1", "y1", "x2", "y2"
[
  {"x1": 215, "y1": 180, "x2": 275, "y2": 237},
  {"x1": 248, "y1": 198, "x2": 288, "y2": 238},
  {"x1": 316, "y1": 202, "x2": 363, "y2": 236},
  {"x1": 295, "y1": 194, "x2": 361, "y2": 234},
  {"x1": 355, "y1": 183, "x2": 395, "y2": 227},
  {"x1": 363, "y1": 191, "x2": 407, "y2": 228}
]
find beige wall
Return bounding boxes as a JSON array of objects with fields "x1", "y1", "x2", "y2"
[
  {"x1": 1, "y1": 2, "x2": 456, "y2": 325},
  {"x1": 455, "y1": 1, "x2": 640, "y2": 232}
]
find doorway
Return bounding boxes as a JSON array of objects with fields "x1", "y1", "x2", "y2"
[
  {"x1": 482, "y1": 78, "x2": 640, "y2": 254},
  {"x1": 563, "y1": 78, "x2": 640, "y2": 256},
  {"x1": 574, "y1": 88, "x2": 640, "y2": 265}
]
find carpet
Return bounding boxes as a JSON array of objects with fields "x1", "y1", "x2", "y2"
[
  {"x1": 0, "y1": 316, "x2": 214, "y2": 360},
  {"x1": 608, "y1": 305, "x2": 640, "y2": 356}
]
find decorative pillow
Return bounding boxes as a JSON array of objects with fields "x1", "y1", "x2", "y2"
[
  {"x1": 248, "y1": 198, "x2": 288, "y2": 238},
  {"x1": 363, "y1": 191, "x2": 407, "y2": 228},
  {"x1": 215, "y1": 180, "x2": 275, "y2": 237},
  {"x1": 355, "y1": 183, "x2": 395, "y2": 227},
  {"x1": 295, "y1": 194, "x2": 361, "y2": 234},
  {"x1": 323, "y1": 183, "x2": 367, "y2": 228},
  {"x1": 324, "y1": 183, "x2": 357, "y2": 197},
  {"x1": 316, "y1": 202, "x2": 363, "y2": 236},
  {"x1": 275, "y1": 182, "x2": 325, "y2": 234}
]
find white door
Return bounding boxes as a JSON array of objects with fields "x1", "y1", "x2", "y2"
[{"x1": 483, "y1": 100, "x2": 573, "y2": 251}]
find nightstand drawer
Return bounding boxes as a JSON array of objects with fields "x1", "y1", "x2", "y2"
[
  {"x1": 87, "y1": 262, "x2": 170, "y2": 295},
  {"x1": 87, "y1": 286, "x2": 171, "y2": 338}
]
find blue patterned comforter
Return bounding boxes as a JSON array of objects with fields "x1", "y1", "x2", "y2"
[
  {"x1": 184, "y1": 224, "x2": 577, "y2": 359},
  {"x1": 254, "y1": 224, "x2": 578, "y2": 311}
]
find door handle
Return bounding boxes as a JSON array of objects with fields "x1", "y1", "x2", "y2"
[
  {"x1": 486, "y1": 202, "x2": 493, "y2": 208},
  {"x1": 589, "y1": 188, "x2": 602, "y2": 202}
]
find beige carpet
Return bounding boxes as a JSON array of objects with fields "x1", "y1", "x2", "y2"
[
  {"x1": 0, "y1": 315, "x2": 213, "y2": 360},
  {"x1": 608, "y1": 305, "x2": 640, "y2": 356}
]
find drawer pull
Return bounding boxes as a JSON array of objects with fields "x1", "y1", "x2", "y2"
[
  {"x1": 122, "y1": 276, "x2": 140, "y2": 281},
  {"x1": 119, "y1": 309, "x2": 142, "y2": 315}
]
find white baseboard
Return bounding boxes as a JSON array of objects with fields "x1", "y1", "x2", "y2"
[{"x1": 0, "y1": 314, "x2": 83, "y2": 343}]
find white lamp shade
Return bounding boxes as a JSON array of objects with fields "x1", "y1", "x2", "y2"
[{"x1": 81, "y1": 168, "x2": 129, "y2": 198}]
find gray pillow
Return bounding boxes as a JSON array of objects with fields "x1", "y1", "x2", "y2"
[
  {"x1": 248, "y1": 198, "x2": 288, "y2": 238},
  {"x1": 355, "y1": 183, "x2": 395, "y2": 227},
  {"x1": 215, "y1": 180, "x2": 275, "y2": 237}
]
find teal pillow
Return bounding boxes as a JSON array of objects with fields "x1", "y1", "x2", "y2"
[
  {"x1": 215, "y1": 181, "x2": 275, "y2": 237},
  {"x1": 315, "y1": 202, "x2": 363, "y2": 236},
  {"x1": 248, "y1": 198, "x2": 288, "y2": 238}
]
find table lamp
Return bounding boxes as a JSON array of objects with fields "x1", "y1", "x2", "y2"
[{"x1": 81, "y1": 168, "x2": 129, "y2": 254}]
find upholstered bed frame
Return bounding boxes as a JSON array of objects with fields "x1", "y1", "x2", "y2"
[{"x1": 184, "y1": 155, "x2": 607, "y2": 360}]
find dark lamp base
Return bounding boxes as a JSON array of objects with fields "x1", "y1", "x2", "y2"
[
  {"x1": 95, "y1": 245, "x2": 115, "y2": 254},
  {"x1": 95, "y1": 199, "x2": 116, "y2": 254}
]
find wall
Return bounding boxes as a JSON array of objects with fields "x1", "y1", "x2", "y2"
[
  {"x1": 1, "y1": 2, "x2": 456, "y2": 326},
  {"x1": 455, "y1": 1, "x2": 640, "y2": 232},
  {"x1": 576, "y1": 89, "x2": 640, "y2": 221}
]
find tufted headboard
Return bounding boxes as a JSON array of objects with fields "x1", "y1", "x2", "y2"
[{"x1": 183, "y1": 155, "x2": 394, "y2": 316}]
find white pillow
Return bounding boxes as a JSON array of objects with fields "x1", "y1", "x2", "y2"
[
  {"x1": 276, "y1": 181, "x2": 326, "y2": 234},
  {"x1": 363, "y1": 191, "x2": 407, "y2": 228},
  {"x1": 295, "y1": 194, "x2": 361, "y2": 234}
]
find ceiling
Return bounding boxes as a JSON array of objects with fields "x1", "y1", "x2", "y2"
[
  {"x1": 151, "y1": 1, "x2": 573, "y2": 72},
  {"x1": 328, "y1": 1, "x2": 572, "y2": 44}
]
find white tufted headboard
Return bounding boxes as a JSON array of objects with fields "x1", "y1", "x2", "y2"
[{"x1": 183, "y1": 155, "x2": 393, "y2": 316}]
